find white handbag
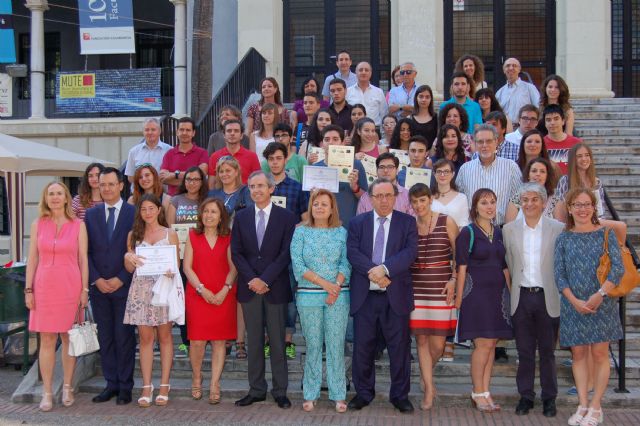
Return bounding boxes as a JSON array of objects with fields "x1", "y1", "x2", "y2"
[{"x1": 68, "y1": 305, "x2": 100, "y2": 357}]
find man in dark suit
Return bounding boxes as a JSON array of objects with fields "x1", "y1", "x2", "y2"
[
  {"x1": 346, "y1": 178, "x2": 418, "y2": 413},
  {"x1": 231, "y1": 171, "x2": 297, "y2": 409},
  {"x1": 85, "y1": 167, "x2": 136, "y2": 405}
]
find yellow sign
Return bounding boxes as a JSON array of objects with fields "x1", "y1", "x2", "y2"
[{"x1": 59, "y1": 73, "x2": 96, "y2": 98}]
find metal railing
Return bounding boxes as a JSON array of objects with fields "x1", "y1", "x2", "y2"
[
  {"x1": 603, "y1": 188, "x2": 639, "y2": 393},
  {"x1": 161, "y1": 48, "x2": 266, "y2": 147}
]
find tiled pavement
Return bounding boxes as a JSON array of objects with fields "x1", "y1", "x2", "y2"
[{"x1": 2, "y1": 367, "x2": 640, "y2": 425}]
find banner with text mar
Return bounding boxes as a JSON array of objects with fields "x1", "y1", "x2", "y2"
[{"x1": 78, "y1": 0, "x2": 135, "y2": 54}]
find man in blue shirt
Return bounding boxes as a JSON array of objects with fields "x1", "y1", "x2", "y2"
[
  {"x1": 388, "y1": 62, "x2": 419, "y2": 119},
  {"x1": 440, "y1": 71, "x2": 483, "y2": 132},
  {"x1": 321, "y1": 50, "x2": 357, "y2": 100}
]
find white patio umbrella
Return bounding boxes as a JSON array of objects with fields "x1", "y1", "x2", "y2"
[{"x1": 1, "y1": 132, "x2": 113, "y2": 261}]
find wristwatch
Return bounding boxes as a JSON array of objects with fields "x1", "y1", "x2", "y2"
[
  {"x1": 598, "y1": 288, "x2": 607, "y2": 298},
  {"x1": 174, "y1": 170, "x2": 180, "y2": 179},
  {"x1": 195, "y1": 283, "x2": 204, "y2": 294},
  {"x1": 225, "y1": 283, "x2": 233, "y2": 290}
]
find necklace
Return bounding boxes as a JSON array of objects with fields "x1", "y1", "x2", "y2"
[
  {"x1": 439, "y1": 187, "x2": 452, "y2": 197},
  {"x1": 418, "y1": 212, "x2": 435, "y2": 236},
  {"x1": 477, "y1": 222, "x2": 494, "y2": 242}
]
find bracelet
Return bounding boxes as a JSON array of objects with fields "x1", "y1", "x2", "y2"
[
  {"x1": 83, "y1": 287, "x2": 89, "y2": 293},
  {"x1": 598, "y1": 288, "x2": 607, "y2": 298},
  {"x1": 195, "y1": 283, "x2": 204, "y2": 294},
  {"x1": 224, "y1": 283, "x2": 233, "y2": 290},
  {"x1": 24, "y1": 288, "x2": 33, "y2": 294}
]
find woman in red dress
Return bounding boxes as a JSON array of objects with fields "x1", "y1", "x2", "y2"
[{"x1": 183, "y1": 198, "x2": 237, "y2": 404}]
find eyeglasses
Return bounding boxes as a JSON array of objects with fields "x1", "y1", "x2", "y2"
[
  {"x1": 435, "y1": 169, "x2": 452, "y2": 176},
  {"x1": 135, "y1": 163, "x2": 153, "y2": 170},
  {"x1": 249, "y1": 183, "x2": 269, "y2": 190},
  {"x1": 377, "y1": 165, "x2": 397, "y2": 171},
  {"x1": 370, "y1": 193, "x2": 396, "y2": 200},
  {"x1": 185, "y1": 178, "x2": 202, "y2": 183},
  {"x1": 399, "y1": 70, "x2": 414, "y2": 76},
  {"x1": 274, "y1": 134, "x2": 290, "y2": 140},
  {"x1": 519, "y1": 116, "x2": 538, "y2": 123},
  {"x1": 571, "y1": 202, "x2": 593, "y2": 210},
  {"x1": 475, "y1": 140, "x2": 495, "y2": 146}
]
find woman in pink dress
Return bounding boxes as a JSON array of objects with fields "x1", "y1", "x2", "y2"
[{"x1": 25, "y1": 181, "x2": 89, "y2": 412}]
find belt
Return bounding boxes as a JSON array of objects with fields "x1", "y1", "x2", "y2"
[
  {"x1": 412, "y1": 261, "x2": 450, "y2": 268},
  {"x1": 369, "y1": 290, "x2": 387, "y2": 294},
  {"x1": 521, "y1": 287, "x2": 544, "y2": 293}
]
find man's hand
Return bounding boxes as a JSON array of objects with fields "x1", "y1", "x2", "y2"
[
  {"x1": 106, "y1": 277, "x2": 124, "y2": 293},
  {"x1": 377, "y1": 276, "x2": 392, "y2": 288},
  {"x1": 368, "y1": 265, "x2": 387, "y2": 283},
  {"x1": 248, "y1": 278, "x2": 269, "y2": 295},
  {"x1": 95, "y1": 278, "x2": 113, "y2": 294}
]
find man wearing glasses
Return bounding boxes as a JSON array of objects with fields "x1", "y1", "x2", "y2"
[
  {"x1": 506, "y1": 105, "x2": 540, "y2": 146},
  {"x1": 261, "y1": 123, "x2": 307, "y2": 183},
  {"x1": 357, "y1": 152, "x2": 414, "y2": 216},
  {"x1": 388, "y1": 62, "x2": 419, "y2": 119}
]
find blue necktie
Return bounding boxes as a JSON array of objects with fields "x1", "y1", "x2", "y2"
[
  {"x1": 106, "y1": 207, "x2": 116, "y2": 242},
  {"x1": 256, "y1": 209, "x2": 266, "y2": 249},
  {"x1": 372, "y1": 217, "x2": 387, "y2": 265}
]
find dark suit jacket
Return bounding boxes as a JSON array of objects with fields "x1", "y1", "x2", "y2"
[
  {"x1": 85, "y1": 202, "x2": 135, "y2": 296},
  {"x1": 231, "y1": 204, "x2": 297, "y2": 304},
  {"x1": 347, "y1": 210, "x2": 418, "y2": 316}
]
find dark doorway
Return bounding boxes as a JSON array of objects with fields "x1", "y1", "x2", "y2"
[
  {"x1": 612, "y1": 0, "x2": 640, "y2": 97},
  {"x1": 443, "y1": 0, "x2": 555, "y2": 96},
  {"x1": 283, "y1": 0, "x2": 391, "y2": 102}
]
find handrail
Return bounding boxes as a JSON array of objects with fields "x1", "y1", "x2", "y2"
[
  {"x1": 603, "y1": 187, "x2": 638, "y2": 394},
  {"x1": 160, "y1": 48, "x2": 266, "y2": 148}
]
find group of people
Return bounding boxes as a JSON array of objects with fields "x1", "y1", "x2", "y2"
[{"x1": 23, "y1": 51, "x2": 627, "y2": 426}]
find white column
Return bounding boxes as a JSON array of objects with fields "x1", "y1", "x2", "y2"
[
  {"x1": 556, "y1": 0, "x2": 613, "y2": 98},
  {"x1": 171, "y1": 0, "x2": 187, "y2": 117},
  {"x1": 391, "y1": 0, "x2": 445, "y2": 99},
  {"x1": 25, "y1": 0, "x2": 49, "y2": 119}
]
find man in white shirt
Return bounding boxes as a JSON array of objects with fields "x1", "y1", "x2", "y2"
[
  {"x1": 495, "y1": 58, "x2": 540, "y2": 124},
  {"x1": 321, "y1": 50, "x2": 357, "y2": 100},
  {"x1": 505, "y1": 105, "x2": 540, "y2": 146},
  {"x1": 124, "y1": 118, "x2": 172, "y2": 184},
  {"x1": 503, "y1": 182, "x2": 564, "y2": 418},
  {"x1": 346, "y1": 62, "x2": 388, "y2": 127}
]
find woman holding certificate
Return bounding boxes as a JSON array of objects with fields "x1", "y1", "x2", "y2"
[
  {"x1": 124, "y1": 194, "x2": 180, "y2": 407},
  {"x1": 183, "y1": 198, "x2": 237, "y2": 404}
]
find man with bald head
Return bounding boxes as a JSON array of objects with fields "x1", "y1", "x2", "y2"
[
  {"x1": 388, "y1": 62, "x2": 419, "y2": 119},
  {"x1": 346, "y1": 62, "x2": 388, "y2": 127},
  {"x1": 495, "y1": 58, "x2": 540, "y2": 125}
]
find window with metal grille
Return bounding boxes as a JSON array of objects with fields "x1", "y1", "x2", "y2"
[
  {"x1": 0, "y1": 177, "x2": 8, "y2": 236},
  {"x1": 612, "y1": 0, "x2": 640, "y2": 97}
]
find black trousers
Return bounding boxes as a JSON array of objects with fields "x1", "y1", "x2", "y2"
[{"x1": 512, "y1": 289, "x2": 559, "y2": 401}]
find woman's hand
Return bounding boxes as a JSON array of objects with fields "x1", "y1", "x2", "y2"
[
  {"x1": 126, "y1": 252, "x2": 146, "y2": 269},
  {"x1": 323, "y1": 281, "x2": 341, "y2": 298},
  {"x1": 571, "y1": 298, "x2": 596, "y2": 315},
  {"x1": 164, "y1": 269, "x2": 175, "y2": 279},
  {"x1": 25, "y1": 293, "x2": 34, "y2": 310},
  {"x1": 442, "y1": 279, "x2": 456, "y2": 306},
  {"x1": 454, "y1": 293, "x2": 462, "y2": 310},
  {"x1": 355, "y1": 152, "x2": 365, "y2": 160},
  {"x1": 201, "y1": 288, "x2": 216, "y2": 305},
  {"x1": 585, "y1": 292, "x2": 604, "y2": 312},
  {"x1": 212, "y1": 287, "x2": 229, "y2": 305},
  {"x1": 308, "y1": 152, "x2": 319, "y2": 164},
  {"x1": 79, "y1": 291, "x2": 89, "y2": 309},
  {"x1": 325, "y1": 293, "x2": 338, "y2": 306}
]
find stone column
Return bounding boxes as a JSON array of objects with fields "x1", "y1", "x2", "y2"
[
  {"x1": 171, "y1": 0, "x2": 188, "y2": 117},
  {"x1": 556, "y1": 0, "x2": 613, "y2": 98},
  {"x1": 391, "y1": 0, "x2": 445, "y2": 99},
  {"x1": 25, "y1": 0, "x2": 49, "y2": 119}
]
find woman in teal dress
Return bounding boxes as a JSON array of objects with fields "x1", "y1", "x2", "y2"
[
  {"x1": 290, "y1": 189, "x2": 351, "y2": 413},
  {"x1": 554, "y1": 188, "x2": 624, "y2": 426}
]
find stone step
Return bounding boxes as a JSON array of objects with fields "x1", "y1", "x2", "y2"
[
  {"x1": 575, "y1": 111, "x2": 640, "y2": 120},
  {"x1": 591, "y1": 146, "x2": 640, "y2": 155},
  {"x1": 604, "y1": 188, "x2": 640, "y2": 199},
  {"x1": 594, "y1": 165, "x2": 640, "y2": 175},
  {"x1": 594, "y1": 156, "x2": 640, "y2": 165},
  {"x1": 76, "y1": 376, "x2": 640, "y2": 408},
  {"x1": 575, "y1": 119, "x2": 640, "y2": 128},
  {"x1": 574, "y1": 105, "x2": 640, "y2": 113},
  {"x1": 579, "y1": 137, "x2": 640, "y2": 145},
  {"x1": 575, "y1": 128, "x2": 640, "y2": 137},
  {"x1": 572, "y1": 98, "x2": 640, "y2": 104}
]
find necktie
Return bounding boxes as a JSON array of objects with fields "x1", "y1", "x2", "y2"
[
  {"x1": 372, "y1": 217, "x2": 387, "y2": 265},
  {"x1": 106, "y1": 207, "x2": 116, "y2": 242},
  {"x1": 256, "y1": 209, "x2": 266, "y2": 249}
]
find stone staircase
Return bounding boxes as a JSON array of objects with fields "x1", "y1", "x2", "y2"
[{"x1": 572, "y1": 98, "x2": 640, "y2": 249}]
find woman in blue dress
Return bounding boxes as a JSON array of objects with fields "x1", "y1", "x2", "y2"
[
  {"x1": 455, "y1": 188, "x2": 513, "y2": 413},
  {"x1": 554, "y1": 188, "x2": 623, "y2": 426},
  {"x1": 290, "y1": 189, "x2": 351, "y2": 413}
]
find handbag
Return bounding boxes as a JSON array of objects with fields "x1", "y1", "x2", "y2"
[
  {"x1": 596, "y1": 227, "x2": 640, "y2": 298},
  {"x1": 68, "y1": 305, "x2": 100, "y2": 357}
]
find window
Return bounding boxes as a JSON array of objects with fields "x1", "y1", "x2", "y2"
[
  {"x1": 0, "y1": 177, "x2": 8, "y2": 236},
  {"x1": 17, "y1": 32, "x2": 61, "y2": 99}
]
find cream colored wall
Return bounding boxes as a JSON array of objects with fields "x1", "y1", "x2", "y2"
[
  {"x1": 237, "y1": 0, "x2": 283, "y2": 88},
  {"x1": 556, "y1": 0, "x2": 613, "y2": 98},
  {"x1": 1, "y1": 118, "x2": 146, "y2": 263}
]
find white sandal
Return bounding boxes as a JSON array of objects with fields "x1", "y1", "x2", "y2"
[
  {"x1": 137, "y1": 384, "x2": 154, "y2": 408},
  {"x1": 62, "y1": 384, "x2": 75, "y2": 407},
  {"x1": 579, "y1": 407, "x2": 603, "y2": 426},
  {"x1": 568, "y1": 405, "x2": 588, "y2": 426},
  {"x1": 155, "y1": 384, "x2": 170, "y2": 406}
]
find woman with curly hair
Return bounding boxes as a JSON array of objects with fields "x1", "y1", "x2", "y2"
[
  {"x1": 454, "y1": 54, "x2": 487, "y2": 98},
  {"x1": 71, "y1": 162, "x2": 104, "y2": 220},
  {"x1": 388, "y1": 117, "x2": 414, "y2": 152},
  {"x1": 426, "y1": 124, "x2": 467, "y2": 173},
  {"x1": 435, "y1": 103, "x2": 474, "y2": 158},
  {"x1": 127, "y1": 164, "x2": 171, "y2": 213}
]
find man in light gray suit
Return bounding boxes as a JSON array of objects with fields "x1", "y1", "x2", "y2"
[{"x1": 503, "y1": 182, "x2": 564, "y2": 418}]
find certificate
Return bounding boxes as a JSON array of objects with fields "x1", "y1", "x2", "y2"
[
  {"x1": 302, "y1": 165, "x2": 339, "y2": 193},
  {"x1": 360, "y1": 154, "x2": 378, "y2": 185},
  {"x1": 135, "y1": 245, "x2": 178, "y2": 276},
  {"x1": 327, "y1": 145, "x2": 355, "y2": 182},
  {"x1": 171, "y1": 223, "x2": 196, "y2": 259},
  {"x1": 272, "y1": 195, "x2": 287, "y2": 209},
  {"x1": 389, "y1": 148, "x2": 410, "y2": 173},
  {"x1": 404, "y1": 167, "x2": 432, "y2": 189},
  {"x1": 308, "y1": 146, "x2": 325, "y2": 163}
]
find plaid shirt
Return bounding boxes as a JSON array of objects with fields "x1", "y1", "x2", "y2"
[{"x1": 273, "y1": 175, "x2": 309, "y2": 221}]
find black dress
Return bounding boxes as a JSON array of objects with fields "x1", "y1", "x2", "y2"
[{"x1": 410, "y1": 117, "x2": 437, "y2": 150}]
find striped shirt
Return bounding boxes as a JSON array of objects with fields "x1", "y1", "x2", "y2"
[{"x1": 456, "y1": 156, "x2": 522, "y2": 225}]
